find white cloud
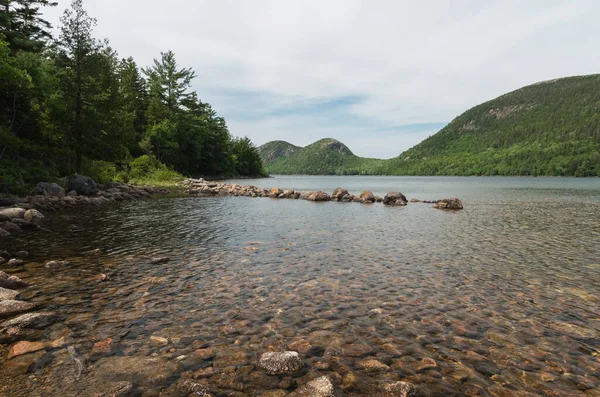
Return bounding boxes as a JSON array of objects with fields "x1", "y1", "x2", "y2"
[{"x1": 43, "y1": 0, "x2": 600, "y2": 158}]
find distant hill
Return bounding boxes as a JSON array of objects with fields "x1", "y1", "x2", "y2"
[
  {"x1": 259, "y1": 75, "x2": 600, "y2": 176},
  {"x1": 384, "y1": 74, "x2": 600, "y2": 176},
  {"x1": 258, "y1": 138, "x2": 385, "y2": 175}
]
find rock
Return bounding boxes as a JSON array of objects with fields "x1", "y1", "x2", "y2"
[
  {"x1": 0, "y1": 251, "x2": 10, "y2": 259},
  {"x1": 179, "y1": 379, "x2": 214, "y2": 397},
  {"x1": 380, "y1": 381, "x2": 417, "y2": 397},
  {"x1": 383, "y1": 192, "x2": 408, "y2": 206},
  {"x1": 0, "y1": 214, "x2": 11, "y2": 222},
  {"x1": 8, "y1": 340, "x2": 46, "y2": 358},
  {"x1": 150, "y1": 335, "x2": 169, "y2": 346},
  {"x1": 0, "y1": 221, "x2": 21, "y2": 234},
  {"x1": 433, "y1": 198, "x2": 463, "y2": 210},
  {"x1": 92, "y1": 338, "x2": 113, "y2": 354},
  {"x1": 0, "y1": 208, "x2": 26, "y2": 218},
  {"x1": 308, "y1": 191, "x2": 331, "y2": 202},
  {"x1": 269, "y1": 188, "x2": 283, "y2": 198},
  {"x1": 356, "y1": 358, "x2": 389, "y2": 372},
  {"x1": 0, "y1": 287, "x2": 19, "y2": 301},
  {"x1": 68, "y1": 174, "x2": 98, "y2": 196},
  {"x1": 288, "y1": 376, "x2": 338, "y2": 397},
  {"x1": 67, "y1": 190, "x2": 78, "y2": 196},
  {"x1": 410, "y1": 198, "x2": 421, "y2": 203},
  {"x1": 360, "y1": 190, "x2": 376, "y2": 203},
  {"x1": 91, "y1": 273, "x2": 110, "y2": 282},
  {"x1": 15, "y1": 251, "x2": 28, "y2": 258},
  {"x1": 104, "y1": 181, "x2": 124, "y2": 190},
  {"x1": 93, "y1": 355, "x2": 178, "y2": 386},
  {"x1": 150, "y1": 257, "x2": 170, "y2": 264},
  {"x1": 35, "y1": 182, "x2": 66, "y2": 197},
  {"x1": 415, "y1": 357, "x2": 437, "y2": 371},
  {"x1": 0, "y1": 228, "x2": 9, "y2": 237},
  {"x1": 10, "y1": 218, "x2": 39, "y2": 230},
  {"x1": 332, "y1": 188, "x2": 349, "y2": 201},
  {"x1": 0, "y1": 300, "x2": 34, "y2": 318},
  {"x1": 7, "y1": 259, "x2": 25, "y2": 266},
  {"x1": 258, "y1": 351, "x2": 304, "y2": 375},
  {"x1": 90, "y1": 381, "x2": 133, "y2": 397},
  {"x1": 23, "y1": 209, "x2": 44, "y2": 223},
  {"x1": 0, "y1": 271, "x2": 28, "y2": 289},
  {"x1": 45, "y1": 260, "x2": 71, "y2": 269},
  {"x1": 1, "y1": 312, "x2": 57, "y2": 329}
]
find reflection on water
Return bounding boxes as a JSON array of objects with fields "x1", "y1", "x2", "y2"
[{"x1": 1, "y1": 177, "x2": 600, "y2": 396}]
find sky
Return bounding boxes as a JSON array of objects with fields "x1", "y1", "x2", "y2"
[{"x1": 42, "y1": 0, "x2": 600, "y2": 158}]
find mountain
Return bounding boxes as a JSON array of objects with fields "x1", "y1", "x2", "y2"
[
  {"x1": 384, "y1": 74, "x2": 600, "y2": 176},
  {"x1": 258, "y1": 138, "x2": 385, "y2": 175},
  {"x1": 259, "y1": 75, "x2": 600, "y2": 176}
]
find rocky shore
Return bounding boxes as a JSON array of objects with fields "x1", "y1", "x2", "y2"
[
  {"x1": 183, "y1": 179, "x2": 463, "y2": 209},
  {"x1": 0, "y1": 175, "x2": 170, "y2": 237}
]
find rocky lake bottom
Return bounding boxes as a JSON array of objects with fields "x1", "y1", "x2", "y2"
[{"x1": 0, "y1": 176, "x2": 599, "y2": 396}]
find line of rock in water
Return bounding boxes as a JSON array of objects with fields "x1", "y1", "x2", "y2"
[{"x1": 183, "y1": 179, "x2": 464, "y2": 209}]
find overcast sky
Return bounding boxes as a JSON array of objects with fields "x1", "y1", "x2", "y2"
[{"x1": 42, "y1": 0, "x2": 600, "y2": 158}]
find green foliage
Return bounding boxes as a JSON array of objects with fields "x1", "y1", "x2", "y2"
[
  {"x1": 231, "y1": 137, "x2": 268, "y2": 177},
  {"x1": 0, "y1": 0, "x2": 265, "y2": 194},
  {"x1": 384, "y1": 75, "x2": 600, "y2": 176}
]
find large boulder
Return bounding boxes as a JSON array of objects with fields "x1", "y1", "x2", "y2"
[
  {"x1": 258, "y1": 351, "x2": 304, "y2": 375},
  {"x1": 383, "y1": 192, "x2": 408, "y2": 206},
  {"x1": 35, "y1": 182, "x2": 65, "y2": 197},
  {"x1": 0, "y1": 208, "x2": 26, "y2": 219},
  {"x1": 433, "y1": 198, "x2": 464, "y2": 210},
  {"x1": 360, "y1": 190, "x2": 376, "y2": 203},
  {"x1": 0, "y1": 300, "x2": 34, "y2": 318},
  {"x1": 308, "y1": 191, "x2": 331, "y2": 202},
  {"x1": 332, "y1": 188, "x2": 349, "y2": 201},
  {"x1": 68, "y1": 175, "x2": 98, "y2": 196},
  {"x1": 23, "y1": 209, "x2": 44, "y2": 223}
]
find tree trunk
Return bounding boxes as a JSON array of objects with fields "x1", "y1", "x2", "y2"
[{"x1": 75, "y1": 150, "x2": 82, "y2": 175}]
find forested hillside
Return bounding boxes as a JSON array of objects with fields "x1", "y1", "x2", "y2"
[
  {"x1": 0, "y1": 0, "x2": 265, "y2": 194},
  {"x1": 384, "y1": 75, "x2": 600, "y2": 176},
  {"x1": 259, "y1": 138, "x2": 385, "y2": 175}
]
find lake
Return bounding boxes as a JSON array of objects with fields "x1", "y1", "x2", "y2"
[{"x1": 1, "y1": 176, "x2": 599, "y2": 396}]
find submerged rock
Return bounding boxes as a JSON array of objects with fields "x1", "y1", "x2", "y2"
[
  {"x1": 0, "y1": 228, "x2": 9, "y2": 237},
  {"x1": 93, "y1": 355, "x2": 178, "y2": 386},
  {"x1": 0, "y1": 271, "x2": 28, "y2": 289},
  {"x1": 7, "y1": 259, "x2": 25, "y2": 266},
  {"x1": 0, "y1": 300, "x2": 35, "y2": 318},
  {"x1": 288, "y1": 376, "x2": 338, "y2": 397},
  {"x1": 433, "y1": 198, "x2": 464, "y2": 210},
  {"x1": 150, "y1": 257, "x2": 170, "y2": 264},
  {"x1": 380, "y1": 381, "x2": 417, "y2": 397},
  {"x1": 0, "y1": 222, "x2": 21, "y2": 234},
  {"x1": 383, "y1": 192, "x2": 408, "y2": 206},
  {"x1": 1, "y1": 312, "x2": 57, "y2": 329},
  {"x1": 258, "y1": 351, "x2": 304, "y2": 375},
  {"x1": 8, "y1": 340, "x2": 46, "y2": 358},
  {"x1": 45, "y1": 260, "x2": 72, "y2": 269},
  {"x1": 0, "y1": 287, "x2": 19, "y2": 301}
]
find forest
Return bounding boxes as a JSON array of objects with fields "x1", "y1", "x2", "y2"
[{"x1": 0, "y1": 0, "x2": 266, "y2": 194}]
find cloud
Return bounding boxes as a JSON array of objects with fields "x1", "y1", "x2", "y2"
[{"x1": 42, "y1": 0, "x2": 600, "y2": 158}]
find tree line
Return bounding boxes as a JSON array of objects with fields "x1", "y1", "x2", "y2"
[{"x1": 0, "y1": 0, "x2": 266, "y2": 194}]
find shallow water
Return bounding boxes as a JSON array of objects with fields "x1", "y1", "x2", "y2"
[{"x1": 1, "y1": 176, "x2": 600, "y2": 396}]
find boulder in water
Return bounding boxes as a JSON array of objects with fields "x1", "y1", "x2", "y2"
[
  {"x1": 258, "y1": 351, "x2": 304, "y2": 375},
  {"x1": 360, "y1": 190, "x2": 376, "y2": 203},
  {"x1": 308, "y1": 191, "x2": 331, "y2": 202},
  {"x1": 332, "y1": 188, "x2": 349, "y2": 201},
  {"x1": 269, "y1": 188, "x2": 283, "y2": 198},
  {"x1": 24, "y1": 209, "x2": 44, "y2": 223},
  {"x1": 0, "y1": 287, "x2": 19, "y2": 302},
  {"x1": 380, "y1": 381, "x2": 418, "y2": 397},
  {"x1": 0, "y1": 300, "x2": 34, "y2": 318},
  {"x1": 288, "y1": 376, "x2": 338, "y2": 397},
  {"x1": 0, "y1": 208, "x2": 26, "y2": 219},
  {"x1": 433, "y1": 198, "x2": 464, "y2": 210},
  {"x1": 0, "y1": 229, "x2": 9, "y2": 237},
  {"x1": 68, "y1": 175, "x2": 98, "y2": 196},
  {"x1": 0, "y1": 271, "x2": 28, "y2": 289},
  {"x1": 383, "y1": 192, "x2": 408, "y2": 206},
  {"x1": 1, "y1": 312, "x2": 57, "y2": 329}
]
